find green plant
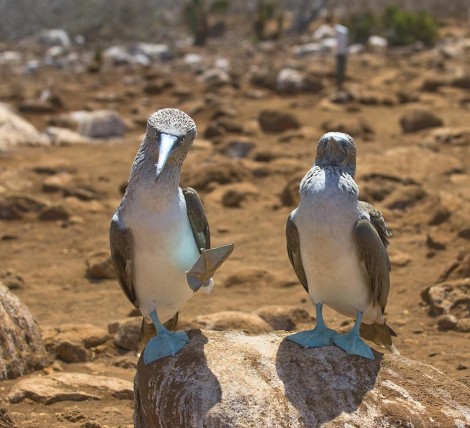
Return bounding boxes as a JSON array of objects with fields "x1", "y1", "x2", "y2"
[
  {"x1": 345, "y1": 5, "x2": 439, "y2": 47},
  {"x1": 254, "y1": 0, "x2": 284, "y2": 41},
  {"x1": 382, "y1": 5, "x2": 438, "y2": 46},
  {"x1": 183, "y1": 0, "x2": 229, "y2": 46}
]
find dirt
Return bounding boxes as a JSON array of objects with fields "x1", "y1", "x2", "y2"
[{"x1": 0, "y1": 24, "x2": 469, "y2": 427}]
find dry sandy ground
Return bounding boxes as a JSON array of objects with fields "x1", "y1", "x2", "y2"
[{"x1": 0, "y1": 33, "x2": 469, "y2": 427}]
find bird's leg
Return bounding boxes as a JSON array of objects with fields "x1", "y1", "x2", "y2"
[
  {"x1": 333, "y1": 310, "x2": 374, "y2": 360},
  {"x1": 143, "y1": 309, "x2": 189, "y2": 365},
  {"x1": 286, "y1": 303, "x2": 337, "y2": 348}
]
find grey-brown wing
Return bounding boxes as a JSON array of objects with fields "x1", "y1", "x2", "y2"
[
  {"x1": 354, "y1": 219, "x2": 390, "y2": 311},
  {"x1": 110, "y1": 215, "x2": 136, "y2": 306},
  {"x1": 358, "y1": 200, "x2": 391, "y2": 248},
  {"x1": 286, "y1": 212, "x2": 308, "y2": 293},
  {"x1": 183, "y1": 187, "x2": 210, "y2": 251}
]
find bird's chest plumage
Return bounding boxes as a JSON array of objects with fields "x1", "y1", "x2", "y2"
[
  {"x1": 121, "y1": 184, "x2": 199, "y2": 320},
  {"x1": 295, "y1": 168, "x2": 372, "y2": 317}
]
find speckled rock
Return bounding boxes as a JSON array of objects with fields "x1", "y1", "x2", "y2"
[
  {"x1": 0, "y1": 286, "x2": 47, "y2": 380},
  {"x1": 134, "y1": 330, "x2": 470, "y2": 428},
  {"x1": 7, "y1": 372, "x2": 133, "y2": 404}
]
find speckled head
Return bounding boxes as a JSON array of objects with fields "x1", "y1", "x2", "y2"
[
  {"x1": 147, "y1": 108, "x2": 197, "y2": 140},
  {"x1": 314, "y1": 132, "x2": 356, "y2": 177},
  {"x1": 145, "y1": 108, "x2": 197, "y2": 181}
]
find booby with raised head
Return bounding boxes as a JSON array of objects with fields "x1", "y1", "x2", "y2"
[
  {"x1": 110, "y1": 108, "x2": 233, "y2": 364},
  {"x1": 286, "y1": 132, "x2": 397, "y2": 359}
]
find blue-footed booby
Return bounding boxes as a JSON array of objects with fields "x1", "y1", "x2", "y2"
[
  {"x1": 286, "y1": 132, "x2": 397, "y2": 359},
  {"x1": 110, "y1": 108, "x2": 233, "y2": 364}
]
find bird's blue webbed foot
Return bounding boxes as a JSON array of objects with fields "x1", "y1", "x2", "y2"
[
  {"x1": 333, "y1": 310, "x2": 374, "y2": 360},
  {"x1": 287, "y1": 303, "x2": 337, "y2": 348},
  {"x1": 143, "y1": 310, "x2": 189, "y2": 365}
]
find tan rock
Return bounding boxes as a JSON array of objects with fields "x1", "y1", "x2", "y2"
[
  {"x1": 0, "y1": 286, "x2": 47, "y2": 380},
  {"x1": 134, "y1": 330, "x2": 470, "y2": 428},
  {"x1": 193, "y1": 311, "x2": 273, "y2": 334},
  {"x1": 7, "y1": 372, "x2": 133, "y2": 404}
]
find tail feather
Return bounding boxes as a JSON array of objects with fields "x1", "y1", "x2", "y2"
[
  {"x1": 360, "y1": 321, "x2": 398, "y2": 353},
  {"x1": 137, "y1": 312, "x2": 179, "y2": 356}
]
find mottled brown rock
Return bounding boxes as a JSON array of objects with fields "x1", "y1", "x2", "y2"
[
  {"x1": 43, "y1": 324, "x2": 109, "y2": 363},
  {"x1": 193, "y1": 312, "x2": 273, "y2": 334},
  {"x1": 422, "y1": 278, "x2": 470, "y2": 319},
  {"x1": 134, "y1": 330, "x2": 470, "y2": 428},
  {"x1": 258, "y1": 110, "x2": 301, "y2": 133},
  {"x1": 254, "y1": 306, "x2": 312, "y2": 331},
  {"x1": 86, "y1": 252, "x2": 116, "y2": 280},
  {"x1": 0, "y1": 286, "x2": 47, "y2": 380},
  {"x1": 0, "y1": 399, "x2": 16, "y2": 428},
  {"x1": 7, "y1": 372, "x2": 133, "y2": 404},
  {"x1": 400, "y1": 109, "x2": 444, "y2": 133},
  {"x1": 182, "y1": 159, "x2": 251, "y2": 191}
]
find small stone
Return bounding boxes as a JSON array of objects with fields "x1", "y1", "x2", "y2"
[
  {"x1": 258, "y1": 110, "x2": 301, "y2": 133},
  {"x1": 193, "y1": 311, "x2": 273, "y2": 334},
  {"x1": 437, "y1": 314, "x2": 458, "y2": 331},
  {"x1": 254, "y1": 306, "x2": 312, "y2": 331},
  {"x1": 0, "y1": 269, "x2": 25, "y2": 290},
  {"x1": 113, "y1": 318, "x2": 141, "y2": 351},
  {"x1": 86, "y1": 252, "x2": 116, "y2": 280},
  {"x1": 399, "y1": 109, "x2": 444, "y2": 133},
  {"x1": 38, "y1": 205, "x2": 71, "y2": 221}
]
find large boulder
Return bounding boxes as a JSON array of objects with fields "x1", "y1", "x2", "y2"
[
  {"x1": 0, "y1": 286, "x2": 47, "y2": 380},
  {"x1": 0, "y1": 104, "x2": 50, "y2": 151},
  {"x1": 134, "y1": 330, "x2": 470, "y2": 428}
]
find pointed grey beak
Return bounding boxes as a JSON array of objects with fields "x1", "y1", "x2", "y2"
[
  {"x1": 325, "y1": 137, "x2": 346, "y2": 164},
  {"x1": 155, "y1": 133, "x2": 182, "y2": 182}
]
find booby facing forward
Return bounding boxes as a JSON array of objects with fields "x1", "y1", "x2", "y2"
[
  {"x1": 286, "y1": 132, "x2": 397, "y2": 359},
  {"x1": 110, "y1": 108, "x2": 233, "y2": 364}
]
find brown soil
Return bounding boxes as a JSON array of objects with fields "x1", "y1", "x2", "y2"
[{"x1": 1, "y1": 31, "x2": 469, "y2": 426}]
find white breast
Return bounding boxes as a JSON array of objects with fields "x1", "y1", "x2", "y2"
[
  {"x1": 122, "y1": 187, "x2": 199, "y2": 322},
  {"x1": 295, "y1": 168, "x2": 378, "y2": 322}
]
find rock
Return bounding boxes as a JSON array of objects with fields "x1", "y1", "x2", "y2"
[
  {"x1": 86, "y1": 252, "x2": 116, "y2": 280},
  {"x1": 51, "y1": 110, "x2": 125, "y2": 139},
  {"x1": 113, "y1": 318, "x2": 141, "y2": 351},
  {"x1": 0, "y1": 270, "x2": 25, "y2": 290},
  {"x1": 384, "y1": 185, "x2": 427, "y2": 210},
  {"x1": 43, "y1": 324, "x2": 109, "y2": 363},
  {"x1": 258, "y1": 110, "x2": 301, "y2": 133},
  {"x1": 438, "y1": 252, "x2": 470, "y2": 282},
  {"x1": 182, "y1": 159, "x2": 251, "y2": 191},
  {"x1": 0, "y1": 104, "x2": 50, "y2": 151},
  {"x1": 0, "y1": 195, "x2": 46, "y2": 220},
  {"x1": 38, "y1": 29, "x2": 71, "y2": 47},
  {"x1": 46, "y1": 127, "x2": 91, "y2": 145},
  {"x1": 134, "y1": 330, "x2": 470, "y2": 428},
  {"x1": 276, "y1": 68, "x2": 303, "y2": 93},
  {"x1": 193, "y1": 312, "x2": 272, "y2": 334},
  {"x1": 399, "y1": 109, "x2": 444, "y2": 133},
  {"x1": 7, "y1": 372, "x2": 133, "y2": 404},
  {"x1": 198, "y1": 68, "x2": 230, "y2": 87},
  {"x1": 421, "y1": 278, "x2": 470, "y2": 318},
  {"x1": 451, "y1": 74, "x2": 470, "y2": 89},
  {"x1": 218, "y1": 139, "x2": 255, "y2": 159},
  {"x1": 224, "y1": 268, "x2": 276, "y2": 288},
  {"x1": 0, "y1": 400, "x2": 16, "y2": 428},
  {"x1": 0, "y1": 286, "x2": 47, "y2": 380},
  {"x1": 321, "y1": 118, "x2": 374, "y2": 139},
  {"x1": 254, "y1": 306, "x2": 312, "y2": 331},
  {"x1": 38, "y1": 205, "x2": 71, "y2": 221},
  {"x1": 220, "y1": 182, "x2": 259, "y2": 208},
  {"x1": 437, "y1": 314, "x2": 458, "y2": 331},
  {"x1": 280, "y1": 173, "x2": 303, "y2": 206}
]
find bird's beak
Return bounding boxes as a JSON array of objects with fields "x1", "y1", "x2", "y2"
[
  {"x1": 155, "y1": 133, "x2": 181, "y2": 182},
  {"x1": 325, "y1": 137, "x2": 346, "y2": 164}
]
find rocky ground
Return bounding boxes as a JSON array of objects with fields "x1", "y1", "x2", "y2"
[{"x1": 0, "y1": 22, "x2": 469, "y2": 427}]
